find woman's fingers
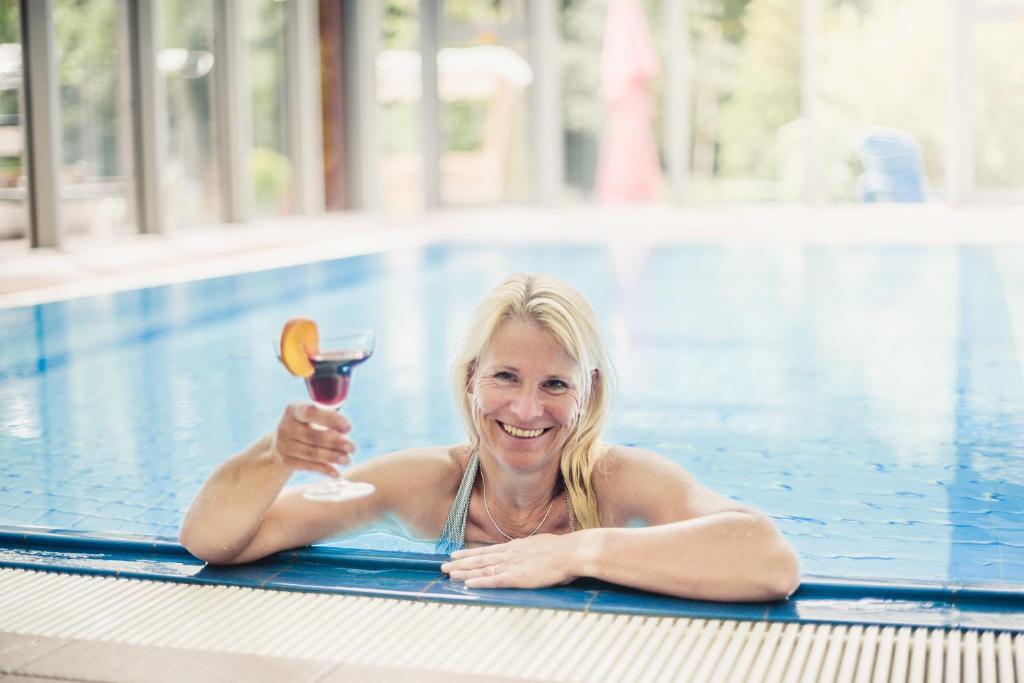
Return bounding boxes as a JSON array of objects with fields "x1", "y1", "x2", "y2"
[
  {"x1": 273, "y1": 402, "x2": 356, "y2": 471},
  {"x1": 288, "y1": 427, "x2": 355, "y2": 457},
  {"x1": 441, "y1": 550, "x2": 513, "y2": 583},
  {"x1": 445, "y1": 561, "x2": 518, "y2": 588},
  {"x1": 446, "y1": 564, "x2": 500, "y2": 581},
  {"x1": 465, "y1": 573, "x2": 510, "y2": 589},
  {"x1": 441, "y1": 535, "x2": 571, "y2": 590},
  {"x1": 442, "y1": 552, "x2": 501, "y2": 572},
  {"x1": 279, "y1": 434, "x2": 351, "y2": 465},
  {"x1": 288, "y1": 402, "x2": 351, "y2": 433},
  {"x1": 449, "y1": 543, "x2": 503, "y2": 561}
]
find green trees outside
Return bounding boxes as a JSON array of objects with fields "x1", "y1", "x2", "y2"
[
  {"x1": 716, "y1": 0, "x2": 1023, "y2": 198},
  {"x1": 0, "y1": 0, "x2": 21, "y2": 186},
  {"x1": 715, "y1": 0, "x2": 799, "y2": 184},
  {"x1": 969, "y1": 20, "x2": 1024, "y2": 191},
  {"x1": 54, "y1": 0, "x2": 122, "y2": 179},
  {"x1": 248, "y1": 0, "x2": 292, "y2": 214}
]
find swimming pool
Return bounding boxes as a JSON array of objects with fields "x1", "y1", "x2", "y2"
[{"x1": 1, "y1": 241, "x2": 1023, "y2": 592}]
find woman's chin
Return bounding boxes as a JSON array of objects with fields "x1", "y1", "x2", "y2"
[{"x1": 481, "y1": 431, "x2": 564, "y2": 472}]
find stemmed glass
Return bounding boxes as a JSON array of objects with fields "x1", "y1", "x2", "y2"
[{"x1": 275, "y1": 329, "x2": 377, "y2": 502}]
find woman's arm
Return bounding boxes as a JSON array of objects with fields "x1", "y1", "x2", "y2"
[
  {"x1": 574, "y1": 447, "x2": 798, "y2": 601},
  {"x1": 179, "y1": 402, "x2": 373, "y2": 564},
  {"x1": 443, "y1": 447, "x2": 800, "y2": 601},
  {"x1": 568, "y1": 509, "x2": 799, "y2": 601}
]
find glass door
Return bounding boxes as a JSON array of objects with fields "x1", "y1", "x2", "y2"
[
  {"x1": 438, "y1": 0, "x2": 532, "y2": 205},
  {"x1": 0, "y1": 0, "x2": 26, "y2": 249}
]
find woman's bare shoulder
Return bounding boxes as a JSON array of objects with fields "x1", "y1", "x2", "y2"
[
  {"x1": 350, "y1": 443, "x2": 471, "y2": 503},
  {"x1": 592, "y1": 444, "x2": 747, "y2": 525},
  {"x1": 592, "y1": 444, "x2": 694, "y2": 493}
]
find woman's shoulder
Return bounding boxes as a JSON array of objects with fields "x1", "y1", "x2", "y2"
[
  {"x1": 592, "y1": 443, "x2": 750, "y2": 525},
  {"x1": 591, "y1": 444, "x2": 702, "y2": 523},
  {"x1": 593, "y1": 444, "x2": 690, "y2": 483},
  {"x1": 356, "y1": 443, "x2": 472, "y2": 492}
]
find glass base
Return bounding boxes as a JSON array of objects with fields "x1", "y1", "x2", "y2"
[{"x1": 302, "y1": 478, "x2": 376, "y2": 503}]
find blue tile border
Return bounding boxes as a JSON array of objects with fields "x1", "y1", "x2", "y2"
[{"x1": 0, "y1": 525, "x2": 1022, "y2": 632}]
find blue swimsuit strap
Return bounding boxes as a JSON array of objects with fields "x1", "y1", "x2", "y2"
[{"x1": 435, "y1": 450, "x2": 479, "y2": 555}]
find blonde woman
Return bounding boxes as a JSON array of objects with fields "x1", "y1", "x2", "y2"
[{"x1": 180, "y1": 273, "x2": 800, "y2": 602}]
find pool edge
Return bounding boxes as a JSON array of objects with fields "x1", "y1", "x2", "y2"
[{"x1": 1, "y1": 525, "x2": 1021, "y2": 633}]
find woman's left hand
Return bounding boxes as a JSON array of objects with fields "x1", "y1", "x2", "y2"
[{"x1": 441, "y1": 534, "x2": 580, "y2": 589}]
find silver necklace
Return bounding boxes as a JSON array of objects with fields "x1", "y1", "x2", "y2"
[{"x1": 480, "y1": 467, "x2": 557, "y2": 541}]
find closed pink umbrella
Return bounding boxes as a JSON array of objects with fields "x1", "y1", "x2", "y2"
[{"x1": 595, "y1": 0, "x2": 662, "y2": 202}]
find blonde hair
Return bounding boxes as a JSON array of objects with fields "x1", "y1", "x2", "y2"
[{"x1": 451, "y1": 273, "x2": 614, "y2": 529}]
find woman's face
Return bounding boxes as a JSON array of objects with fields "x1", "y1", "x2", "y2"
[{"x1": 470, "y1": 317, "x2": 584, "y2": 474}]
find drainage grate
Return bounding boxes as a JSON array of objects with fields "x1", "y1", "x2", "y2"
[{"x1": 1, "y1": 568, "x2": 1021, "y2": 681}]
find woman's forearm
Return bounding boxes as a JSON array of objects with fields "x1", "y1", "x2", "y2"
[
  {"x1": 178, "y1": 435, "x2": 293, "y2": 563},
  {"x1": 573, "y1": 512, "x2": 800, "y2": 602}
]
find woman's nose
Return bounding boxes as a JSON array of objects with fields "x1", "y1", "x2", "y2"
[{"x1": 510, "y1": 387, "x2": 543, "y2": 421}]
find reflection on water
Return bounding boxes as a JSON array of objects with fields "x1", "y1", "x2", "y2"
[{"x1": 0, "y1": 243, "x2": 1022, "y2": 585}]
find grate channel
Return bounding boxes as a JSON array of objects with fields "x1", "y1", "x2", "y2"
[{"x1": 0, "y1": 568, "x2": 1021, "y2": 681}]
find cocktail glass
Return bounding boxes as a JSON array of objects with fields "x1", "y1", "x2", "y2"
[{"x1": 275, "y1": 330, "x2": 377, "y2": 502}]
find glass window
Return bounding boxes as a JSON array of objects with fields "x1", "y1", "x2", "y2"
[
  {"x1": 971, "y1": 18, "x2": 1024, "y2": 200},
  {"x1": 445, "y1": 0, "x2": 525, "y2": 24},
  {"x1": 377, "y1": 0, "x2": 423, "y2": 213},
  {"x1": 247, "y1": 0, "x2": 292, "y2": 217},
  {"x1": 160, "y1": 0, "x2": 219, "y2": 228},
  {"x1": 817, "y1": 0, "x2": 949, "y2": 203},
  {"x1": 561, "y1": 0, "x2": 604, "y2": 201},
  {"x1": 438, "y1": 0, "x2": 532, "y2": 205},
  {"x1": 0, "y1": 0, "x2": 26, "y2": 247},
  {"x1": 562, "y1": 0, "x2": 667, "y2": 204},
  {"x1": 55, "y1": 0, "x2": 136, "y2": 242},
  {"x1": 699, "y1": 0, "x2": 799, "y2": 202}
]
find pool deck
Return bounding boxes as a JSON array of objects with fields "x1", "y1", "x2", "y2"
[
  {"x1": 2, "y1": 204, "x2": 1023, "y2": 308},
  {"x1": 2, "y1": 530, "x2": 1023, "y2": 682}
]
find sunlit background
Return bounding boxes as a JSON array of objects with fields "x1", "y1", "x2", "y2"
[{"x1": 0, "y1": 0, "x2": 1021, "y2": 251}]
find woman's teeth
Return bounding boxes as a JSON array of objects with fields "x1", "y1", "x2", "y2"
[{"x1": 501, "y1": 422, "x2": 545, "y2": 438}]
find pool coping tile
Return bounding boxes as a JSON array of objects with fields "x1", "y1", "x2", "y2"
[{"x1": 2, "y1": 526, "x2": 1023, "y2": 633}]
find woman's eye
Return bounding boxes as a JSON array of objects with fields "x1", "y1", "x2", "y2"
[
  {"x1": 494, "y1": 372, "x2": 516, "y2": 382},
  {"x1": 544, "y1": 379, "x2": 568, "y2": 391}
]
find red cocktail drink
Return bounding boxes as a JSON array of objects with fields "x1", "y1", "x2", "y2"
[{"x1": 304, "y1": 350, "x2": 371, "y2": 407}]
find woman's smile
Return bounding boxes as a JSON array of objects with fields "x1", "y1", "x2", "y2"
[{"x1": 496, "y1": 420, "x2": 553, "y2": 440}]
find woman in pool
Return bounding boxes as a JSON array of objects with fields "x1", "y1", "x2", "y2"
[{"x1": 180, "y1": 273, "x2": 800, "y2": 602}]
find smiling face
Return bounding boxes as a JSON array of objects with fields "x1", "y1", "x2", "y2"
[{"x1": 469, "y1": 317, "x2": 585, "y2": 475}]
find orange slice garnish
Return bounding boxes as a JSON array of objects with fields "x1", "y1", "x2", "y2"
[{"x1": 279, "y1": 318, "x2": 319, "y2": 377}]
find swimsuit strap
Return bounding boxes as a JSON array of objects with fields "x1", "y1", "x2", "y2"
[{"x1": 435, "y1": 450, "x2": 479, "y2": 555}]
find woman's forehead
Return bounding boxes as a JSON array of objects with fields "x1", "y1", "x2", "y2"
[{"x1": 481, "y1": 318, "x2": 580, "y2": 374}]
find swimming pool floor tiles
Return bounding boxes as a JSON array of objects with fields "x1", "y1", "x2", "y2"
[{"x1": 1, "y1": 528, "x2": 1022, "y2": 632}]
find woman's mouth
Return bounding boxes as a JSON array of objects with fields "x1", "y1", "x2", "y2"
[{"x1": 498, "y1": 421, "x2": 551, "y2": 439}]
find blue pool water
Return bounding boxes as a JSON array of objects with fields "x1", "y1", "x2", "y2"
[{"x1": 1, "y1": 242, "x2": 1023, "y2": 586}]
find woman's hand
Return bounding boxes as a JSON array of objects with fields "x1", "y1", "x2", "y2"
[
  {"x1": 269, "y1": 402, "x2": 356, "y2": 478},
  {"x1": 441, "y1": 533, "x2": 585, "y2": 589}
]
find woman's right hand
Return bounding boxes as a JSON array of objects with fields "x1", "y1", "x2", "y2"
[{"x1": 269, "y1": 402, "x2": 356, "y2": 477}]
